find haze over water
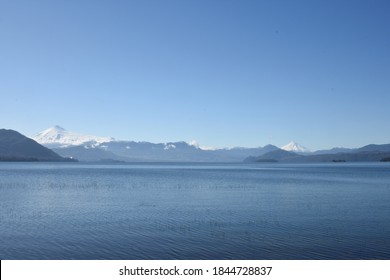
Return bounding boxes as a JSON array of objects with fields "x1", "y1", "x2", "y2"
[{"x1": 1, "y1": 162, "x2": 389, "y2": 259}]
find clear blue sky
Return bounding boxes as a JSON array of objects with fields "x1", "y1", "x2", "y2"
[{"x1": 1, "y1": 0, "x2": 389, "y2": 150}]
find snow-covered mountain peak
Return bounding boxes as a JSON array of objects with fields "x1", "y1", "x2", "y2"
[
  {"x1": 38, "y1": 125, "x2": 65, "y2": 135},
  {"x1": 32, "y1": 126, "x2": 115, "y2": 148},
  {"x1": 281, "y1": 141, "x2": 311, "y2": 153}
]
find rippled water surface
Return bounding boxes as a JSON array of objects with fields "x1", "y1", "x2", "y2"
[{"x1": 1, "y1": 162, "x2": 389, "y2": 259}]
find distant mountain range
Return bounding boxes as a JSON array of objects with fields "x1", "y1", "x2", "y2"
[
  {"x1": 26, "y1": 126, "x2": 390, "y2": 163},
  {"x1": 0, "y1": 129, "x2": 75, "y2": 162},
  {"x1": 2, "y1": 126, "x2": 389, "y2": 163},
  {"x1": 30, "y1": 126, "x2": 280, "y2": 162},
  {"x1": 51, "y1": 139, "x2": 280, "y2": 162},
  {"x1": 245, "y1": 145, "x2": 390, "y2": 163}
]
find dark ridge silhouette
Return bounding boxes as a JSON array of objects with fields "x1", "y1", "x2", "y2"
[{"x1": 0, "y1": 129, "x2": 76, "y2": 162}]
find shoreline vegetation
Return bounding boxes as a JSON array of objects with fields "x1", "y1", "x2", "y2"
[{"x1": 244, "y1": 150, "x2": 390, "y2": 164}]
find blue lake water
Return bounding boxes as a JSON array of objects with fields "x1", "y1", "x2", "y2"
[{"x1": 0, "y1": 162, "x2": 389, "y2": 259}]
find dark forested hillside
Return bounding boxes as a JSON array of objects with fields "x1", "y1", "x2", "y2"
[{"x1": 0, "y1": 129, "x2": 74, "y2": 161}]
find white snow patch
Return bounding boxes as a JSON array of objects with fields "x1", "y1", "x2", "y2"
[
  {"x1": 164, "y1": 144, "x2": 176, "y2": 150},
  {"x1": 187, "y1": 140, "x2": 217, "y2": 151},
  {"x1": 188, "y1": 140, "x2": 200, "y2": 148}
]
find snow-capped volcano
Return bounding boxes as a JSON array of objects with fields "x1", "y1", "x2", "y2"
[
  {"x1": 32, "y1": 126, "x2": 114, "y2": 148},
  {"x1": 281, "y1": 141, "x2": 311, "y2": 153}
]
